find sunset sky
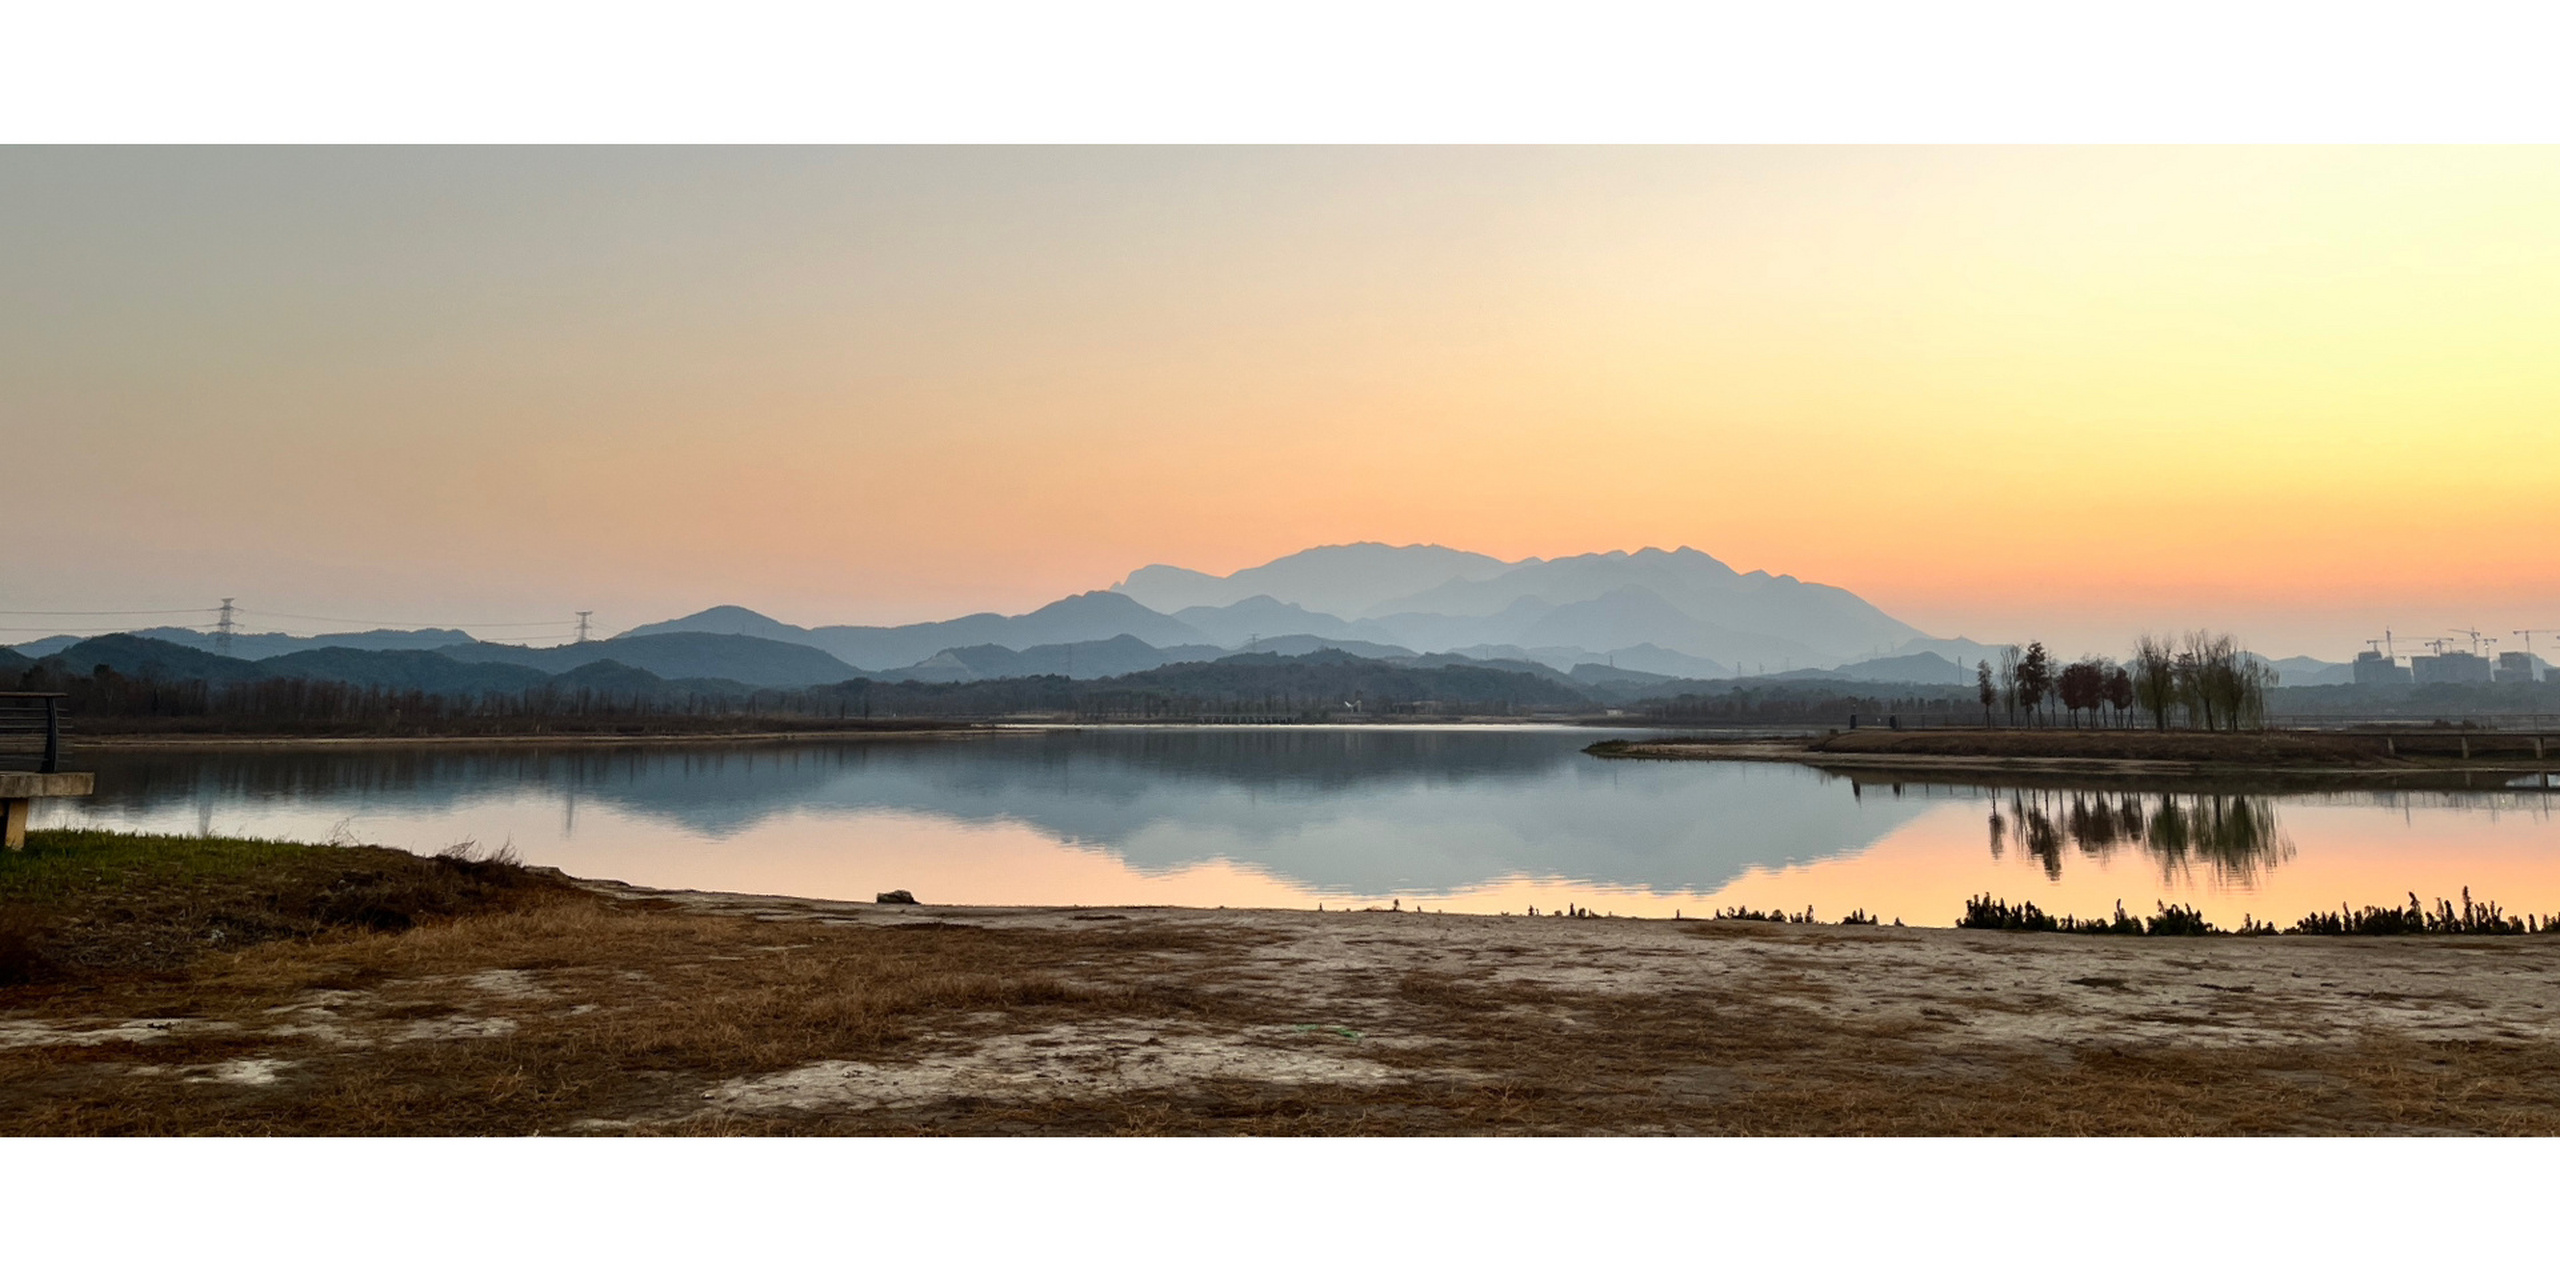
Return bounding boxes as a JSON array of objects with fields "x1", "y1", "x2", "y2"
[{"x1": 5, "y1": 146, "x2": 2556, "y2": 658}]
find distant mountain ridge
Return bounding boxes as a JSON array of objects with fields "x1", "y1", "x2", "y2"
[
  {"x1": 612, "y1": 541, "x2": 1978, "y2": 684},
  {"x1": 1115, "y1": 543, "x2": 1512, "y2": 618},
  {"x1": 624, "y1": 591, "x2": 1210, "y2": 671},
  {"x1": 19, "y1": 545, "x2": 2032, "y2": 696},
  {"x1": 15, "y1": 634, "x2": 755, "y2": 701},
  {"x1": 1117, "y1": 543, "x2": 1926, "y2": 671}
]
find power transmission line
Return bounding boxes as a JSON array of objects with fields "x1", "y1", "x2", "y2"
[
  {"x1": 214, "y1": 598, "x2": 237, "y2": 656},
  {"x1": 0, "y1": 608, "x2": 219, "y2": 617},
  {"x1": 236, "y1": 609, "x2": 567, "y2": 629}
]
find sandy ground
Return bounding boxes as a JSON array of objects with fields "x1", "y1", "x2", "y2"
[{"x1": 14, "y1": 878, "x2": 2560, "y2": 1135}]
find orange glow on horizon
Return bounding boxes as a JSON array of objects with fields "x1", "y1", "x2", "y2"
[{"x1": 6, "y1": 146, "x2": 2557, "y2": 657}]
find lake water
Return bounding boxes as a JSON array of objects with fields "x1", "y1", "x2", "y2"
[{"x1": 37, "y1": 727, "x2": 2560, "y2": 928}]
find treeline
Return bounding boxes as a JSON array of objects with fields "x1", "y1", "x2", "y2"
[
  {"x1": 14, "y1": 649, "x2": 1594, "y2": 734},
  {"x1": 817, "y1": 651, "x2": 1592, "y2": 719},
  {"x1": 1973, "y1": 631, "x2": 2276, "y2": 731},
  {"x1": 10, "y1": 663, "x2": 902, "y2": 736},
  {"x1": 1627, "y1": 685, "x2": 1984, "y2": 727}
]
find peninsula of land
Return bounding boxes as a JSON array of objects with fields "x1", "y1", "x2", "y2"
[{"x1": 1592, "y1": 728, "x2": 2559, "y2": 786}]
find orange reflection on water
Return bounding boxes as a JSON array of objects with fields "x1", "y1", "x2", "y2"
[{"x1": 1473, "y1": 792, "x2": 2560, "y2": 930}]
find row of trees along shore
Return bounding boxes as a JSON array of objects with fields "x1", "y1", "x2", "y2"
[
  {"x1": 1973, "y1": 631, "x2": 2275, "y2": 731},
  {"x1": 4, "y1": 654, "x2": 1566, "y2": 735}
]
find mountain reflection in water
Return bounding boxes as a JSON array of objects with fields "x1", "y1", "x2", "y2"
[{"x1": 41, "y1": 729, "x2": 2560, "y2": 924}]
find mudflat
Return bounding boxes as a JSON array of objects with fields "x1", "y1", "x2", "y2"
[{"x1": 7, "y1": 832, "x2": 2560, "y2": 1135}]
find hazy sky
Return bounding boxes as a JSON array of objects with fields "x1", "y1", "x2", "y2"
[{"x1": 5, "y1": 147, "x2": 2556, "y2": 657}]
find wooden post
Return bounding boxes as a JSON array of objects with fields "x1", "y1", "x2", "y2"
[{"x1": 0, "y1": 798, "x2": 23, "y2": 852}]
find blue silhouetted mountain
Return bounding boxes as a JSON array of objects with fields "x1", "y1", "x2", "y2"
[
  {"x1": 7, "y1": 635, "x2": 84, "y2": 659},
  {"x1": 36, "y1": 634, "x2": 264, "y2": 683},
  {"x1": 26, "y1": 634, "x2": 752, "y2": 699},
  {"x1": 256, "y1": 647, "x2": 581, "y2": 695},
  {"x1": 882, "y1": 635, "x2": 1228, "y2": 683},
  {"x1": 1228, "y1": 634, "x2": 1417, "y2": 660},
  {"x1": 434, "y1": 632, "x2": 860, "y2": 686},
  {"x1": 1117, "y1": 544, "x2": 1930, "y2": 671},
  {"x1": 1170, "y1": 595, "x2": 1399, "y2": 648},
  {"x1": 621, "y1": 543, "x2": 1969, "y2": 678},
  {"x1": 106, "y1": 626, "x2": 480, "y2": 661},
  {"x1": 1116, "y1": 543, "x2": 1512, "y2": 618},
  {"x1": 1515, "y1": 643, "x2": 1730, "y2": 680},
  {"x1": 625, "y1": 591, "x2": 1210, "y2": 671},
  {"x1": 1810, "y1": 652, "x2": 1975, "y2": 685},
  {"x1": 2267, "y1": 656, "x2": 2355, "y2": 686},
  {"x1": 1374, "y1": 548, "x2": 1920, "y2": 660}
]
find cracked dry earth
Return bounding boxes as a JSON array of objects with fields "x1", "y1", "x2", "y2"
[{"x1": 10, "y1": 884, "x2": 2560, "y2": 1134}]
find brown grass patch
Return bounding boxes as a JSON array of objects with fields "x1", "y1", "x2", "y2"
[{"x1": 14, "y1": 833, "x2": 2560, "y2": 1135}]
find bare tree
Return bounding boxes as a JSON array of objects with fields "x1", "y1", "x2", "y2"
[
  {"x1": 1997, "y1": 645, "x2": 2021, "y2": 726},
  {"x1": 2175, "y1": 630, "x2": 2276, "y2": 731},
  {"x1": 1976, "y1": 660, "x2": 1995, "y2": 726},
  {"x1": 2131, "y1": 634, "x2": 2178, "y2": 731}
]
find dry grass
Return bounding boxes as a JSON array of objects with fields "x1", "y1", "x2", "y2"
[
  {"x1": 0, "y1": 893, "x2": 1264, "y2": 1135},
  {"x1": 12, "y1": 832, "x2": 2560, "y2": 1135}
]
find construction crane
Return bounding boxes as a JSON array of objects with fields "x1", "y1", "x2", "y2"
[
  {"x1": 2518, "y1": 629, "x2": 2560, "y2": 660},
  {"x1": 2449, "y1": 627, "x2": 2489, "y2": 656}
]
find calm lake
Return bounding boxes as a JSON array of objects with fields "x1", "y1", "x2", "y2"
[{"x1": 40, "y1": 727, "x2": 2560, "y2": 928}]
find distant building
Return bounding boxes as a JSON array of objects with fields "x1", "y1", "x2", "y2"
[
  {"x1": 2352, "y1": 649, "x2": 2411, "y2": 685},
  {"x1": 2495, "y1": 651, "x2": 2539, "y2": 683},
  {"x1": 2412, "y1": 652, "x2": 2493, "y2": 685}
]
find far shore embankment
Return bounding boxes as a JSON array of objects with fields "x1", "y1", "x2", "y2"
[
  {"x1": 1589, "y1": 726, "x2": 2560, "y2": 787},
  {"x1": 58, "y1": 721, "x2": 1044, "y2": 751},
  {"x1": 58, "y1": 716, "x2": 1634, "y2": 752}
]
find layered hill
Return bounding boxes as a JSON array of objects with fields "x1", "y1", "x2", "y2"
[
  {"x1": 626, "y1": 591, "x2": 1211, "y2": 671},
  {"x1": 612, "y1": 542, "x2": 1975, "y2": 683},
  {"x1": 21, "y1": 544, "x2": 1992, "y2": 698},
  {"x1": 18, "y1": 634, "x2": 754, "y2": 700},
  {"x1": 1119, "y1": 543, "x2": 1934, "y2": 671}
]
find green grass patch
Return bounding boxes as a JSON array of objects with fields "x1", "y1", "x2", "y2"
[{"x1": 0, "y1": 830, "x2": 571, "y2": 986}]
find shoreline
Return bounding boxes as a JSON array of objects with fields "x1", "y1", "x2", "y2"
[
  {"x1": 61, "y1": 725, "x2": 1055, "y2": 751},
  {"x1": 60, "y1": 720, "x2": 1625, "y2": 751},
  {"x1": 1590, "y1": 734, "x2": 2560, "y2": 789},
  {"x1": 10, "y1": 829, "x2": 2560, "y2": 1135}
]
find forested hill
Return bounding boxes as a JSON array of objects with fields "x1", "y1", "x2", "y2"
[
  {"x1": 10, "y1": 633, "x2": 752, "y2": 700},
  {"x1": 815, "y1": 650, "x2": 1597, "y2": 717}
]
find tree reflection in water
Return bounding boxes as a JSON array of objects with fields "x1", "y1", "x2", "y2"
[{"x1": 1986, "y1": 788, "x2": 2296, "y2": 888}]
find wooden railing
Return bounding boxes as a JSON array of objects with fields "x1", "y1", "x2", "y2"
[{"x1": 0, "y1": 692, "x2": 67, "y2": 773}]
